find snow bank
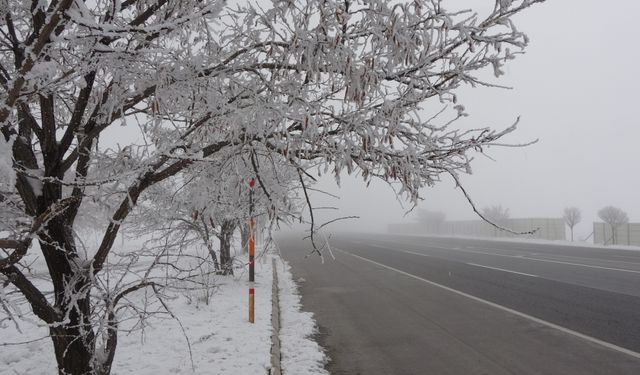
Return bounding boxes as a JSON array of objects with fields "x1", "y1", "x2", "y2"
[{"x1": 277, "y1": 260, "x2": 329, "y2": 375}]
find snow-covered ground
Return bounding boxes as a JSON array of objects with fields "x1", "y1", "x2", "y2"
[{"x1": 1, "y1": 251, "x2": 328, "y2": 374}]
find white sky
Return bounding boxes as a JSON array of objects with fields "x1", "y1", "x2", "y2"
[{"x1": 310, "y1": 0, "x2": 640, "y2": 239}]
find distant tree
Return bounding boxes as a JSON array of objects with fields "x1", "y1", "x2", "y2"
[
  {"x1": 598, "y1": 206, "x2": 629, "y2": 245},
  {"x1": 416, "y1": 209, "x2": 446, "y2": 233},
  {"x1": 482, "y1": 205, "x2": 510, "y2": 222},
  {"x1": 482, "y1": 205, "x2": 510, "y2": 236},
  {"x1": 563, "y1": 207, "x2": 582, "y2": 241}
]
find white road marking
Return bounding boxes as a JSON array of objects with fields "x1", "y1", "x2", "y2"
[
  {"x1": 517, "y1": 256, "x2": 640, "y2": 274},
  {"x1": 359, "y1": 239, "x2": 640, "y2": 274},
  {"x1": 438, "y1": 247, "x2": 640, "y2": 274},
  {"x1": 370, "y1": 244, "x2": 392, "y2": 249},
  {"x1": 472, "y1": 247, "x2": 640, "y2": 267},
  {"x1": 466, "y1": 263, "x2": 539, "y2": 278},
  {"x1": 537, "y1": 252, "x2": 640, "y2": 267},
  {"x1": 400, "y1": 249, "x2": 432, "y2": 257},
  {"x1": 335, "y1": 248, "x2": 640, "y2": 360}
]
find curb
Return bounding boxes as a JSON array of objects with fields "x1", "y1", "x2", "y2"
[{"x1": 270, "y1": 258, "x2": 282, "y2": 375}]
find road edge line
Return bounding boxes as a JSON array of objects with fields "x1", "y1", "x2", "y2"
[
  {"x1": 466, "y1": 262, "x2": 539, "y2": 278},
  {"x1": 336, "y1": 248, "x2": 640, "y2": 360}
]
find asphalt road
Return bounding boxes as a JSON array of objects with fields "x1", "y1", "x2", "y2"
[{"x1": 277, "y1": 233, "x2": 640, "y2": 375}]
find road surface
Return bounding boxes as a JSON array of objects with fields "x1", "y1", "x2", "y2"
[{"x1": 277, "y1": 233, "x2": 640, "y2": 375}]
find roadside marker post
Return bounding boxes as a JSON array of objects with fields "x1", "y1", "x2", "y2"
[
  {"x1": 249, "y1": 287, "x2": 255, "y2": 323},
  {"x1": 248, "y1": 178, "x2": 256, "y2": 323}
]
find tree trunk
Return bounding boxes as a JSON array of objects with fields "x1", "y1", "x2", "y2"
[
  {"x1": 40, "y1": 222, "x2": 98, "y2": 374},
  {"x1": 50, "y1": 324, "x2": 96, "y2": 374},
  {"x1": 209, "y1": 248, "x2": 221, "y2": 271},
  {"x1": 218, "y1": 220, "x2": 236, "y2": 275},
  {"x1": 201, "y1": 217, "x2": 220, "y2": 271},
  {"x1": 611, "y1": 225, "x2": 617, "y2": 245},
  {"x1": 240, "y1": 222, "x2": 250, "y2": 254},
  {"x1": 36, "y1": 167, "x2": 99, "y2": 374}
]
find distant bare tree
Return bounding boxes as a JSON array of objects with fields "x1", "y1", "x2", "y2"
[
  {"x1": 482, "y1": 205, "x2": 510, "y2": 236},
  {"x1": 482, "y1": 205, "x2": 510, "y2": 222},
  {"x1": 563, "y1": 207, "x2": 582, "y2": 241},
  {"x1": 598, "y1": 206, "x2": 629, "y2": 245}
]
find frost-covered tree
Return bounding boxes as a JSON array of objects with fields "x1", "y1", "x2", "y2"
[
  {"x1": 134, "y1": 150, "x2": 302, "y2": 275},
  {"x1": 598, "y1": 206, "x2": 629, "y2": 245},
  {"x1": 0, "y1": 0, "x2": 544, "y2": 373},
  {"x1": 563, "y1": 206, "x2": 581, "y2": 241}
]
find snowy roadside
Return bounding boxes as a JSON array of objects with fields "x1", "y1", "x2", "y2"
[
  {"x1": 0, "y1": 253, "x2": 329, "y2": 375},
  {"x1": 277, "y1": 259, "x2": 329, "y2": 375}
]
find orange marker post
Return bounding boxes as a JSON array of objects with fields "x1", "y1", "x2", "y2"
[
  {"x1": 248, "y1": 218, "x2": 255, "y2": 323},
  {"x1": 249, "y1": 287, "x2": 255, "y2": 323},
  {"x1": 248, "y1": 178, "x2": 256, "y2": 323},
  {"x1": 249, "y1": 218, "x2": 255, "y2": 283}
]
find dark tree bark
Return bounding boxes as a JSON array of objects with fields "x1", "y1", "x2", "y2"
[
  {"x1": 41, "y1": 225, "x2": 96, "y2": 375},
  {"x1": 239, "y1": 222, "x2": 250, "y2": 254},
  {"x1": 203, "y1": 217, "x2": 220, "y2": 271},
  {"x1": 218, "y1": 220, "x2": 236, "y2": 275}
]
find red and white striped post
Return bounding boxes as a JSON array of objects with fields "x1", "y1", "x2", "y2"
[{"x1": 248, "y1": 178, "x2": 256, "y2": 323}]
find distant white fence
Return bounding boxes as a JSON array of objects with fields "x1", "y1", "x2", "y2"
[
  {"x1": 388, "y1": 218, "x2": 566, "y2": 241},
  {"x1": 593, "y1": 222, "x2": 640, "y2": 246}
]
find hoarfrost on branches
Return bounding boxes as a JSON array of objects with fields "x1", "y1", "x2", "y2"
[
  {"x1": 563, "y1": 206, "x2": 581, "y2": 241},
  {"x1": 0, "y1": 0, "x2": 544, "y2": 373},
  {"x1": 598, "y1": 206, "x2": 629, "y2": 245}
]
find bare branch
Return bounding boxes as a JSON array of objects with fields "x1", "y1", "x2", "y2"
[{"x1": 447, "y1": 170, "x2": 538, "y2": 236}]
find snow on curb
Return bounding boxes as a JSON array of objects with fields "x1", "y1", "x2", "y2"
[{"x1": 276, "y1": 259, "x2": 329, "y2": 375}]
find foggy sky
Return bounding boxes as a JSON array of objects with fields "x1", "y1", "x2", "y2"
[{"x1": 309, "y1": 0, "x2": 640, "y2": 240}]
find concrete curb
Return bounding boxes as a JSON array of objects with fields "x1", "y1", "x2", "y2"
[{"x1": 270, "y1": 258, "x2": 282, "y2": 375}]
